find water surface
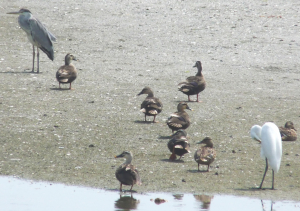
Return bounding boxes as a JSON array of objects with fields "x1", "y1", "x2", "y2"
[{"x1": 0, "y1": 177, "x2": 299, "y2": 211}]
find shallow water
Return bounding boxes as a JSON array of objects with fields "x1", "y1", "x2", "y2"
[{"x1": 0, "y1": 177, "x2": 299, "y2": 211}]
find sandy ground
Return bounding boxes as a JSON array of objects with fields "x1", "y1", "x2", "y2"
[{"x1": 1, "y1": 0, "x2": 300, "y2": 201}]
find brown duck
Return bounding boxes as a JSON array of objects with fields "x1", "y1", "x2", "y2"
[
  {"x1": 137, "y1": 87, "x2": 163, "y2": 123},
  {"x1": 167, "y1": 129, "x2": 190, "y2": 161},
  {"x1": 56, "y1": 53, "x2": 77, "y2": 89},
  {"x1": 279, "y1": 121, "x2": 297, "y2": 141},
  {"x1": 166, "y1": 102, "x2": 192, "y2": 133},
  {"x1": 178, "y1": 61, "x2": 206, "y2": 102},
  {"x1": 194, "y1": 137, "x2": 216, "y2": 172},
  {"x1": 115, "y1": 151, "x2": 141, "y2": 192}
]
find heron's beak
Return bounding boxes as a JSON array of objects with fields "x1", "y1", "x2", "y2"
[{"x1": 7, "y1": 11, "x2": 20, "y2": 15}]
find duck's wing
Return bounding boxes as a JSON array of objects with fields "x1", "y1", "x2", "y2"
[
  {"x1": 279, "y1": 127, "x2": 297, "y2": 141},
  {"x1": 194, "y1": 147, "x2": 216, "y2": 163},
  {"x1": 56, "y1": 65, "x2": 77, "y2": 82}
]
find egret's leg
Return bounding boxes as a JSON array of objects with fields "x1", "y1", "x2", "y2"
[
  {"x1": 259, "y1": 158, "x2": 268, "y2": 189},
  {"x1": 32, "y1": 45, "x2": 35, "y2": 72},
  {"x1": 37, "y1": 48, "x2": 40, "y2": 73},
  {"x1": 271, "y1": 170, "x2": 275, "y2": 190}
]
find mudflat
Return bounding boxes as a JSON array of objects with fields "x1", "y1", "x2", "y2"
[{"x1": 1, "y1": 0, "x2": 299, "y2": 201}]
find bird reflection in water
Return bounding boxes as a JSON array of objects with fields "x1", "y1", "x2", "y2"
[
  {"x1": 261, "y1": 200, "x2": 274, "y2": 211},
  {"x1": 115, "y1": 194, "x2": 140, "y2": 210},
  {"x1": 194, "y1": 195, "x2": 214, "y2": 210},
  {"x1": 173, "y1": 193, "x2": 184, "y2": 200}
]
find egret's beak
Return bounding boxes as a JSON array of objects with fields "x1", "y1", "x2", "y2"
[
  {"x1": 7, "y1": 11, "x2": 21, "y2": 15},
  {"x1": 253, "y1": 138, "x2": 261, "y2": 143}
]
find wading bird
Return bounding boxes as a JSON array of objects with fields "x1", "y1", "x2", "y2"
[
  {"x1": 250, "y1": 122, "x2": 282, "y2": 189},
  {"x1": 7, "y1": 8, "x2": 56, "y2": 73}
]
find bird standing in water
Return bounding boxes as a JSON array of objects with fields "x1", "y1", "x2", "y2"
[
  {"x1": 7, "y1": 8, "x2": 56, "y2": 73},
  {"x1": 250, "y1": 122, "x2": 282, "y2": 189}
]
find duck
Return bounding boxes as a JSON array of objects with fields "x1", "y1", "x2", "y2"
[
  {"x1": 194, "y1": 137, "x2": 216, "y2": 172},
  {"x1": 178, "y1": 61, "x2": 206, "y2": 102},
  {"x1": 167, "y1": 129, "x2": 190, "y2": 161},
  {"x1": 166, "y1": 102, "x2": 192, "y2": 133},
  {"x1": 56, "y1": 53, "x2": 77, "y2": 89},
  {"x1": 115, "y1": 151, "x2": 142, "y2": 192},
  {"x1": 279, "y1": 121, "x2": 297, "y2": 141},
  {"x1": 137, "y1": 87, "x2": 163, "y2": 123}
]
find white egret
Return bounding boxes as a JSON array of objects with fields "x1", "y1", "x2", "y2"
[{"x1": 250, "y1": 122, "x2": 282, "y2": 189}]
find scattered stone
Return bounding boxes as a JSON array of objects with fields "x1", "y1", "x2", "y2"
[
  {"x1": 182, "y1": 179, "x2": 186, "y2": 182},
  {"x1": 232, "y1": 150, "x2": 236, "y2": 153},
  {"x1": 151, "y1": 198, "x2": 167, "y2": 204},
  {"x1": 89, "y1": 144, "x2": 95, "y2": 147}
]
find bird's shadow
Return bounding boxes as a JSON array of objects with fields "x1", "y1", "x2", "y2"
[
  {"x1": 0, "y1": 70, "x2": 41, "y2": 74},
  {"x1": 158, "y1": 135, "x2": 172, "y2": 139},
  {"x1": 160, "y1": 159, "x2": 185, "y2": 163},
  {"x1": 187, "y1": 169, "x2": 209, "y2": 173},
  {"x1": 50, "y1": 88, "x2": 71, "y2": 91},
  {"x1": 134, "y1": 120, "x2": 154, "y2": 124}
]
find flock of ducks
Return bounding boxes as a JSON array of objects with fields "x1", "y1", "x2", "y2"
[
  {"x1": 7, "y1": 8, "x2": 298, "y2": 192},
  {"x1": 116, "y1": 60, "x2": 216, "y2": 191}
]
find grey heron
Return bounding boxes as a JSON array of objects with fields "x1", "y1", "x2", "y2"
[{"x1": 7, "y1": 8, "x2": 56, "y2": 73}]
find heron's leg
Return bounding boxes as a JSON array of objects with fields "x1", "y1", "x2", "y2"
[
  {"x1": 271, "y1": 170, "x2": 275, "y2": 190},
  {"x1": 32, "y1": 45, "x2": 35, "y2": 72},
  {"x1": 259, "y1": 158, "x2": 268, "y2": 189},
  {"x1": 37, "y1": 48, "x2": 40, "y2": 73}
]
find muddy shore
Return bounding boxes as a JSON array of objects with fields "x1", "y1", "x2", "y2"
[{"x1": 0, "y1": 0, "x2": 300, "y2": 201}]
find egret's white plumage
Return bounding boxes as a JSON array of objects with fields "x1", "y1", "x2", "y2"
[{"x1": 250, "y1": 122, "x2": 282, "y2": 189}]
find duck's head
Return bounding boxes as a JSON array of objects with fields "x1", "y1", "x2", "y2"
[
  {"x1": 193, "y1": 61, "x2": 202, "y2": 70},
  {"x1": 177, "y1": 102, "x2": 192, "y2": 112},
  {"x1": 7, "y1": 8, "x2": 31, "y2": 15},
  {"x1": 65, "y1": 53, "x2": 77, "y2": 65},
  {"x1": 137, "y1": 87, "x2": 153, "y2": 97},
  {"x1": 115, "y1": 151, "x2": 133, "y2": 164},
  {"x1": 285, "y1": 121, "x2": 296, "y2": 130},
  {"x1": 197, "y1": 137, "x2": 214, "y2": 147}
]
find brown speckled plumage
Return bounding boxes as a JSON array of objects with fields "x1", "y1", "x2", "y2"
[
  {"x1": 167, "y1": 130, "x2": 190, "y2": 161},
  {"x1": 166, "y1": 102, "x2": 192, "y2": 133},
  {"x1": 115, "y1": 151, "x2": 141, "y2": 192},
  {"x1": 178, "y1": 61, "x2": 206, "y2": 102},
  {"x1": 137, "y1": 87, "x2": 163, "y2": 123},
  {"x1": 279, "y1": 121, "x2": 297, "y2": 141},
  {"x1": 56, "y1": 53, "x2": 77, "y2": 89},
  {"x1": 194, "y1": 137, "x2": 216, "y2": 172}
]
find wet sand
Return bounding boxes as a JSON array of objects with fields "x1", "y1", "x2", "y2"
[{"x1": 1, "y1": 0, "x2": 300, "y2": 201}]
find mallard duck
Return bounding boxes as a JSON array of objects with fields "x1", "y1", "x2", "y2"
[
  {"x1": 56, "y1": 53, "x2": 77, "y2": 89},
  {"x1": 194, "y1": 137, "x2": 216, "y2": 172},
  {"x1": 178, "y1": 61, "x2": 206, "y2": 102},
  {"x1": 279, "y1": 121, "x2": 297, "y2": 141},
  {"x1": 137, "y1": 87, "x2": 163, "y2": 123},
  {"x1": 166, "y1": 102, "x2": 192, "y2": 133},
  {"x1": 167, "y1": 129, "x2": 190, "y2": 160},
  {"x1": 115, "y1": 151, "x2": 141, "y2": 191}
]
